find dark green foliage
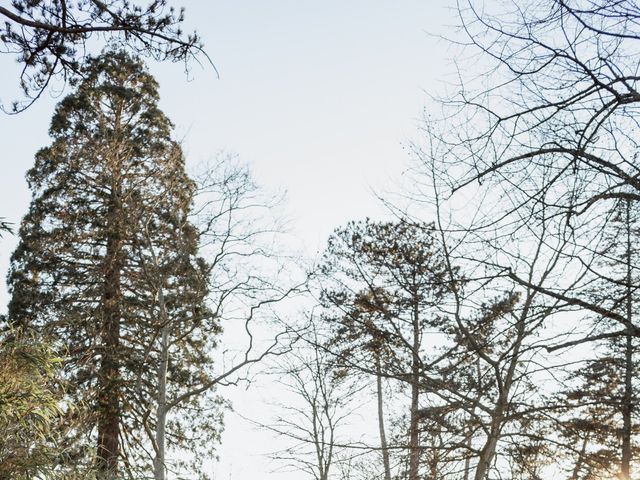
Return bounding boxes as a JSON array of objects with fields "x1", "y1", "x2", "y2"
[
  {"x1": 319, "y1": 219, "x2": 454, "y2": 479},
  {"x1": 0, "y1": 0, "x2": 204, "y2": 112},
  {"x1": 320, "y1": 219, "x2": 452, "y2": 377},
  {"x1": 7, "y1": 51, "x2": 220, "y2": 478}
]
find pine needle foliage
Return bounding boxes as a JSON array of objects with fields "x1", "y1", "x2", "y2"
[{"x1": 7, "y1": 51, "x2": 220, "y2": 478}]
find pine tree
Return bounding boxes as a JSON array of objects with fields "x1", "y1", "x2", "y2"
[
  {"x1": 319, "y1": 219, "x2": 452, "y2": 480},
  {"x1": 557, "y1": 198, "x2": 640, "y2": 480},
  {"x1": 7, "y1": 51, "x2": 219, "y2": 479}
]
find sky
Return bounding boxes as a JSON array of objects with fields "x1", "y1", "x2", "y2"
[{"x1": 0, "y1": 1, "x2": 456, "y2": 478}]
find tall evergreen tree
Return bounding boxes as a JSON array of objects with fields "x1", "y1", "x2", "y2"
[
  {"x1": 319, "y1": 219, "x2": 452, "y2": 480},
  {"x1": 7, "y1": 51, "x2": 219, "y2": 478}
]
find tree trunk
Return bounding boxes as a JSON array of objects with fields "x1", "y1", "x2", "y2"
[
  {"x1": 570, "y1": 436, "x2": 589, "y2": 480},
  {"x1": 463, "y1": 423, "x2": 473, "y2": 480},
  {"x1": 375, "y1": 357, "x2": 392, "y2": 480},
  {"x1": 621, "y1": 199, "x2": 633, "y2": 480},
  {"x1": 622, "y1": 329, "x2": 633, "y2": 480},
  {"x1": 463, "y1": 360, "x2": 481, "y2": 480},
  {"x1": 154, "y1": 285, "x2": 170, "y2": 480},
  {"x1": 473, "y1": 408, "x2": 503, "y2": 480},
  {"x1": 407, "y1": 298, "x2": 421, "y2": 480},
  {"x1": 474, "y1": 303, "x2": 528, "y2": 480},
  {"x1": 97, "y1": 184, "x2": 123, "y2": 479}
]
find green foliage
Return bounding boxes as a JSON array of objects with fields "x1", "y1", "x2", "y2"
[
  {"x1": 0, "y1": 332, "x2": 62, "y2": 479},
  {"x1": 320, "y1": 219, "x2": 453, "y2": 374},
  {"x1": 318, "y1": 219, "x2": 455, "y2": 478},
  {"x1": 7, "y1": 51, "x2": 221, "y2": 477}
]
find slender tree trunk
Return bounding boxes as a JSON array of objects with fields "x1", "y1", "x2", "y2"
[
  {"x1": 375, "y1": 357, "x2": 392, "y2": 480},
  {"x1": 407, "y1": 362, "x2": 420, "y2": 480},
  {"x1": 474, "y1": 300, "x2": 528, "y2": 480},
  {"x1": 97, "y1": 184, "x2": 123, "y2": 479},
  {"x1": 463, "y1": 425, "x2": 473, "y2": 480},
  {"x1": 570, "y1": 435, "x2": 589, "y2": 480},
  {"x1": 154, "y1": 286, "x2": 170, "y2": 480},
  {"x1": 463, "y1": 360, "x2": 481, "y2": 480},
  {"x1": 474, "y1": 404, "x2": 504, "y2": 480},
  {"x1": 473, "y1": 362, "x2": 518, "y2": 480},
  {"x1": 622, "y1": 329, "x2": 633, "y2": 480},
  {"x1": 408, "y1": 298, "x2": 421, "y2": 480},
  {"x1": 621, "y1": 199, "x2": 634, "y2": 480}
]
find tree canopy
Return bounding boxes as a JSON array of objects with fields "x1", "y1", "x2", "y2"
[
  {"x1": 7, "y1": 50, "x2": 219, "y2": 478},
  {"x1": 0, "y1": 0, "x2": 207, "y2": 112}
]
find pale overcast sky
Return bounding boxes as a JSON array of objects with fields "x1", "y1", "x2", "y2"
[{"x1": 0, "y1": 2, "x2": 455, "y2": 478}]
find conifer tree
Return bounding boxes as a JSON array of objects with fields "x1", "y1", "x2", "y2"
[
  {"x1": 7, "y1": 51, "x2": 218, "y2": 479},
  {"x1": 557, "y1": 198, "x2": 640, "y2": 480},
  {"x1": 319, "y1": 219, "x2": 452, "y2": 480}
]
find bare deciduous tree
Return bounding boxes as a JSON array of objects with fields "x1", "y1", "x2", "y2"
[
  {"x1": 396, "y1": 2, "x2": 640, "y2": 478},
  {"x1": 264, "y1": 327, "x2": 363, "y2": 480},
  {"x1": 138, "y1": 157, "x2": 305, "y2": 479}
]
